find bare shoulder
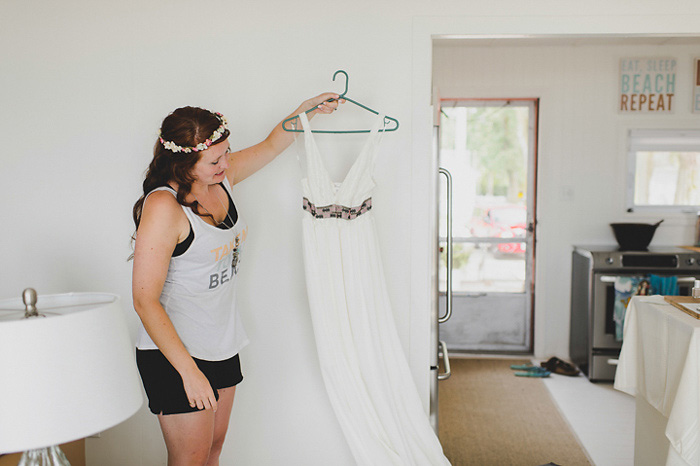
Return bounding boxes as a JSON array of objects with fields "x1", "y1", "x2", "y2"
[
  {"x1": 143, "y1": 189, "x2": 180, "y2": 214},
  {"x1": 133, "y1": 190, "x2": 185, "y2": 300},
  {"x1": 139, "y1": 190, "x2": 188, "y2": 242}
]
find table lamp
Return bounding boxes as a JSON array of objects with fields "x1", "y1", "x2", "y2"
[{"x1": 0, "y1": 289, "x2": 143, "y2": 465}]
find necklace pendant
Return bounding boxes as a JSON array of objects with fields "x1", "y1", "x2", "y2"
[{"x1": 231, "y1": 236, "x2": 240, "y2": 273}]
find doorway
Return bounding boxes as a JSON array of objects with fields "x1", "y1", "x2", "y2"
[{"x1": 438, "y1": 99, "x2": 538, "y2": 352}]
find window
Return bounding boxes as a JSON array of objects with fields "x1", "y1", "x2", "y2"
[
  {"x1": 439, "y1": 100, "x2": 536, "y2": 293},
  {"x1": 627, "y1": 129, "x2": 700, "y2": 212}
]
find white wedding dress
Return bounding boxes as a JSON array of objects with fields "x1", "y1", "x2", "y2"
[{"x1": 297, "y1": 112, "x2": 450, "y2": 465}]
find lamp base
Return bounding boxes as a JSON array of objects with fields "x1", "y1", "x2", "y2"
[{"x1": 18, "y1": 446, "x2": 71, "y2": 466}]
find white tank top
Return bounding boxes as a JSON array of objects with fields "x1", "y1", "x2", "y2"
[{"x1": 135, "y1": 178, "x2": 249, "y2": 361}]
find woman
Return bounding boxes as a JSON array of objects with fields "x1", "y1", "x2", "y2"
[{"x1": 131, "y1": 93, "x2": 340, "y2": 466}]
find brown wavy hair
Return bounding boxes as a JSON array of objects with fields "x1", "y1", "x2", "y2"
[{"x1": 130, "y1": 107, "x2": 230, "y2": 253}]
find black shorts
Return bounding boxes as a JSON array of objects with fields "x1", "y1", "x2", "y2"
[{"x1": 136, "y1": 349, "x2": 243, "y2": 415}]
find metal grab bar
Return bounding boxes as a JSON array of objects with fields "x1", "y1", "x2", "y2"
[
  {"x1": 439, "y1": 168, "x2": 453, "y2": 324},
  {"x1": 438, "y1": 340, "x2": 451, "y2": 380}
]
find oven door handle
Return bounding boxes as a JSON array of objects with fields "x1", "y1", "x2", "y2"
[
  {"x1": 599, "y1": 275, "x2": 698, "y2": 283},
  {"x1": 599, "y1": 275, "x2": 637, "y2": 283}
]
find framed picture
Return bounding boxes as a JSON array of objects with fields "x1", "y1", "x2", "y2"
[{"x1": 619, "y1": 57, "x2": 677, "y2": 113}]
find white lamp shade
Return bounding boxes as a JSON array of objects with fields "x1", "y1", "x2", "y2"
[{"x1": 0, "y1": 293, "x2": 143, "y2": 453}]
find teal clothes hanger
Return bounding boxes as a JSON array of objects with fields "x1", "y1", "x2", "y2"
[{"x1": 282, "y1": 70, "x2": 399, "y2": 133}]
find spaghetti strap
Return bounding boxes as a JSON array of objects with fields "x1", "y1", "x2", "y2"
[{"x1": 298, "y1": 112, "x2": 386, "y2": 209}]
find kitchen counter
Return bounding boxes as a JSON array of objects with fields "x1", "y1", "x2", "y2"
[{"x1": 615, "y1": 295, "x2": 700, "y2": 466}]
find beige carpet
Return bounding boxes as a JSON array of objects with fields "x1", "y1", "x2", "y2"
[{"x1": 438, "y1": 358, "x2": 592, "y2": 466}]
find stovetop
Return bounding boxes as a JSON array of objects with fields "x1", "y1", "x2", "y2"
[
  {"x1": 574, "y1": 245, "x2": 695, "y2": 254},
  {"x1": 574, "y1": 245, "x2": 700, "y2": 270}
]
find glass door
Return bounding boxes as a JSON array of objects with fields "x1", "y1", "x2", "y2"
[{"x1": 438, "y1": 99, "x2": 538, "y2": 352}]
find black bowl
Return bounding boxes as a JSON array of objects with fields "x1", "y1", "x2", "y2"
[{"x1": 610, "y1": 221, "x2": 663, "y2": 251}]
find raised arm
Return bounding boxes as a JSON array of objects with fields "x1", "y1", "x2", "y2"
[
  {"x1": 132, "y1": 192, "x2": 219, "y2": 412},
  {"x1": 227, "y1": 92, "x2": 341, "y2": 185}
]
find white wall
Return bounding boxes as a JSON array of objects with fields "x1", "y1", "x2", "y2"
[
  {"x1": 433, "y1": 40, "x2": 700, "y2": 359},
  {"x1": 2, "y1": 0, "x2": 699, "y2": 464}
]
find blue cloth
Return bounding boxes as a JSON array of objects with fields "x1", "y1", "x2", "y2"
[
  {"x1": 613, "y1": 275, "x2": 679, "y2": 341},
  {"x1": 649, "y1": 274, "x2": 679, "y2": 296}
]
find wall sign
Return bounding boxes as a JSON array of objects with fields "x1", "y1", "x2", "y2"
[
  {"x1": 694, "y1": 58, "x2": 700, "y2": 114},
  {"x1": 619, "y1": 57, "x2": 676, "y2": 113}
]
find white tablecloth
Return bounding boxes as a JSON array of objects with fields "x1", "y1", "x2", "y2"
[{"x1": 615, "y1": 295, "x2": 700, "y2": 465}]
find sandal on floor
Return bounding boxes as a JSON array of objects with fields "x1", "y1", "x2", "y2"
[
  {"x1": 540, "y1": 357, "x2": 580, "y2": 376},
  {"x1": 515, "y1": 370, "x2": 551, "y2": 377},
  {"x1": 521, "y1": 367, "x2": 550, "y2": 374},
  {"x1": 510, "y1": 363, "x2": 536, "y2": 370},
  {"x1": 510, "y1": 364, "x2": 549, "y2": 374}
]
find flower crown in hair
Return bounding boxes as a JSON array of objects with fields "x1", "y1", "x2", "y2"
[{"x1": 159, "y1": 112, "x2": 229, "y2": 154}]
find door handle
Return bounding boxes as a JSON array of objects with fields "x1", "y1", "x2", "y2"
[
  {"x1": 439, "y1": 168, "x2": 453, "y2": 324},
  {"x1": 438, "y1": 340, "x2": 451, "y2": 380}
]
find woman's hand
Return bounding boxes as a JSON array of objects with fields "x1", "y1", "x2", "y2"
[
  {"x1": 180, "y1": 366, "x2": 218, "y2": 412},
  {"x1": 302, "y1": 92, "x2": 346, "y2": 118},
  {"x1": 227, "y1": 92, "x2": 346, "y2": 185}
]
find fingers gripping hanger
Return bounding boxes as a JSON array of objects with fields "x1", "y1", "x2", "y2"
[{"x1": 282, "y1": 70, "x2": 399, "y2": 133}]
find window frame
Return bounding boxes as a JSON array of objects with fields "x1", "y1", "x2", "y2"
[{"x1": 626, "y1": 128, "x2": 700, "y2": 213}]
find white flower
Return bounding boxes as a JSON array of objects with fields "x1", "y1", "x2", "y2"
[{"x1": 159, "y1": 111, "x2": 229, "y2": 155}]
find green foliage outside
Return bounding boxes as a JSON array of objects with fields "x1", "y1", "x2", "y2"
[
  {"x1": 441, "y1": 105, "x2": 529, "y2": 205},
  {"x1": 467, "y1": 106, "x2": 528, "y2": 202},
  {"x1": 439, "y1": 242, "x2": 472, "y2": 269}
]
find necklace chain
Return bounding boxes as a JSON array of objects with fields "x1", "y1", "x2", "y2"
[{"x1": 193, "y1": 188, "x2": 234, "y2": 227}]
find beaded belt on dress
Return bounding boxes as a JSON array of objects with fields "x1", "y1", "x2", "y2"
[{"x1": 303, "y1": 197, "x2": 372, "y2": 220}]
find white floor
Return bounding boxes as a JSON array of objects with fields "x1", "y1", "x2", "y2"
[{"x1": 542, "y1": 370, "x2": 635, "y2": 466}]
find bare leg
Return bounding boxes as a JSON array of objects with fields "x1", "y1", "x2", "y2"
[
  {"x1": 206, "y1": 386, "x2": 236, "y2": 466},
  {"x1": 158, "y1": 409, "x2": 215, "y2": 466}
]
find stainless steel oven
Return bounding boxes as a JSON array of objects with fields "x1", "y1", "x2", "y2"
[{"x1": 570, "y1": 246, "x2": 700, "y2": 382}]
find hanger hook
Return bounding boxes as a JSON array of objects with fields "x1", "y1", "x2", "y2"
[{"x1": 332, "y1": 70, "x2": 349, "y2": 98}]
